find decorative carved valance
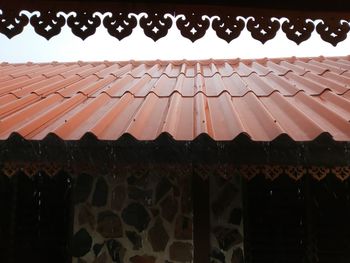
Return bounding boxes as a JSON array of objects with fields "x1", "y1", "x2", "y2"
[
  {"x1": 2, "y1": 162, "x2": 350, "y2": 181},
  {"x1": 2, "y1": 1, "x2": 350, "y2": 45}
]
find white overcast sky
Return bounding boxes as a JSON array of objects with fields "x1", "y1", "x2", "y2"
[{"x1": 0, "y1": 12, "x2": 349, "y2": 63}]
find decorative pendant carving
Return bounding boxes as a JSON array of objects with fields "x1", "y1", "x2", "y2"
[
  {"x1": 284, "y1": 166, "x2": 305, "y2": 180},
  {"x1": 30, "y1": 11, "x2": 65, "y2": 40},
  {"x1": 316, "y1": 19, "x2": 350, "y2": 46},
  {"x1": 212, "y1": 15, "x2": 245, "y2": 43},
  {"x1": 246, "y1": 16, "x2": 280, "y2": 43},
  {"x1": 139, "y1": 13, "x2": 172, "y2": 41},
  {"x1": 67, "y1": 11, "x2": 101, "y2": 40},
  {"x1": 0, "y1": 10, "x2": 29, "y2": 39},
  {"x1": 176, "y1": 13, "x2": 210, "y2": 42},
  {"x1": 308, "y1": 166, "x2": 330, "y2": 181},
  {"x1": 103, "y1": 12, "x2": 137, "y2": 40},
  {"x1": 282, "y1": 18, "x2": 314, "y2": 45},
  {"x1": 262, "y1": 165, "x2": 284, "y2": 180},
  {"x1": 332, "y1": 166, "x2": 350, "y2": 181}
]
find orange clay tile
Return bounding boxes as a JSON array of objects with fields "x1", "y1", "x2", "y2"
[{"x1": 1, "y1": 56, "x2": 350, "y2": 141}]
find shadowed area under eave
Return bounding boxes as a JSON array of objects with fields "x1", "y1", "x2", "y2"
[{"x1": 1, "y1": 132, "x2": 350, "y2": 168}]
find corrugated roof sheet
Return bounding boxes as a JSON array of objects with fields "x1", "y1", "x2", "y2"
[{"x1": 1, "y1": 56, "x2": 350, "y2": 141}]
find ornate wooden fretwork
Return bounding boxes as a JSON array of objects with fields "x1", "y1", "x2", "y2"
[
  {"x1": 0, "y1": 9, "x2": 29, "y2": 38},
  {"x1": 315, "y1": 19, "x2": 350, "y2": 46},
  {"x1": 139, "y1": 13, "x2": 172, "y2": 41},
  {"x1": 246, "y1": 16, "x2": 280, "y2": 44},
  {"x1": 2, "y1": 162, "x2": 350, "y2": 181},
  {"x1": 212, "y1": 15, "x2": 245, "y2": 43},
  {"x1": 103, "y1": 12, "x2": 137, "y2": 40},
  {"x1": 67, "y1": 11, "x2": 101, "y2": 40},
  {"x1": 30, "y1": 11, "x2": 65, "y2": 40},
  {"x1": 281, "y1": 18, "x2": 315, "y2": 45},
  {"x1": 1, "y1": 7, "x2": 350, "y2": 45},
  {"x1": 176, "y1": 13, "x2": 210, "y2": 42}
]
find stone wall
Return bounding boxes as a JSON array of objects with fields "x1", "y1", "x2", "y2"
[
  {"x1": 71, "y1": 170, "x2": 193, "y2": 263},
  {"x1": 210, "y1": 175, "x2": 244, "y2": 263},
  {"x1": 71, "y1": 167, "x2": 244, "y2": 263}
]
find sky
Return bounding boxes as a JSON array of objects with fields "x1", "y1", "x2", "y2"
[{"x1": 0, "y1": 12, "x2": 349, "y2": 63}]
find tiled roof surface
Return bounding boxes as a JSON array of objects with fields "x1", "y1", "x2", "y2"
[{"x1": 1, "y1": 56, "x2": 350, "y2": 141}]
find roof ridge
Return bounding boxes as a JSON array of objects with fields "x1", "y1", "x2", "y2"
[{"x1": 2, "y1": 55, "x2": 350, "y2": 66}]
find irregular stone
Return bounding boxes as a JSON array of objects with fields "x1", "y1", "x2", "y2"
[
  {"x1": 92, "y1": 177, "x2": 108, "y2": 207},
  {"x1": 213, "y1": 227, "x2": 243, "y2": 251},
  {"x1": 74, "y1": 173, "x2": 93, "y2": 203},
  {"x1": 169, "y1": 242, "x2": 193, "y2": 262},
  {"x1": 174, "y1": 215, "x2": 192, "y2": 240},
  {"x1": 130, "y1": 255, "x2": 156, "y2": 263},
  {"x1": 211, "y1": 247, "x2": 225, "y2": 263},
  {"x1": 212, "y1": 183, "x2": 238, "y2": 217},
  {"x1": 214, "y1": 175, "x2": 228, "y2": 188},
  {"x1": 231, "y1": 247, "x2": 244, "y2": 263},
  {"x1": 150, "y1": 208, "x2": 159, "y2": 217},
  {"x1": 111, "y1": 185, "x2": 126, "y2": 211},
  {"x1": 127, "y1": 175, "x2": 139, "y2": 186},
  {"x1": 93, "y1": 251, "x2": 107, "y2": 263},
  {"x1": 229, "y1": 208, "x2": 242, "y2": 226},
  {"x1": 122, "y1": 203, "x2": 151, "y2": 232},
  {"x1": 109, "y1": 173, "x2": 128, "y2": 185},
  {"x1": 173, "y1": 185, "x2": 180, "y2": 197},
  {"x1": 160, "y1": 195, "x2": 178, "y2": 222},
  {"x1": 181, "y1": 178, "x2": 192, "y2": 214},
  {"x1": 97, "y1": 211, "x2": 123, "y2": 238},
  {"x1": 71, "y1": 228, "x2": 92, "y2": 257},
  {"x1": 78, "y1": 204, "x2": 96, "y2": 229},
  {"x1": 148, "y1": 218, "x2": 169, "y2": 252},
  {"x1": 155, "y1": 177, "x2": 172, "y2": 203},
  {"x1": 128, "y1": 186, "x2": 153, "y2": 205},
  {"x1": 127, "y1": 173, "x2": 158, "y2": 189},
  {"x1": 126, "y1": 231, "x2": 142, "y2": 250},
  {"x1": 106, "y1": 239, "x2": 125, "y2": 263},
  {"x1": 93, "y1": 243, "x2": 104, "y2": 257}
]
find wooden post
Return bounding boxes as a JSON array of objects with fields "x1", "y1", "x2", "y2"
[
  {"x1": 193, "y1": 172, "x2": 210, "y2": 263},
  {"x1": 9, "y1": 174, "x2": 18, "y2": 263}
]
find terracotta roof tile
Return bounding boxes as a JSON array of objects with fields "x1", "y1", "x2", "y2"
[
  {"x1": 0, "y1": 94, "x2": 17, "y2": 106},
  {"x1": 340, "y1": 71, "x2": 350, "y2": 78},
  {"x1": 0, "y1": 94, "x2": 40, "y2": 119},
  {"x1": 95, "y1": 64, "x2": 121, "y2": 78},
  {"x1": 308, "y1": 60, "x2": 346, "y2": 74},
  {"x1": 11, "y1": 76, "x2": 63, "y2": 98},
  {"x1": 0, "y1": 65, "x2": 27, "y2": 77},
  {"x1": 279, "y1": 61, "x2": 308, "y2": 75},
  {"x1": 1, "y1": 56, "x2": 350, "y2": 141},
  {"x1": 293, "y1": 60, "x2": 329, "y2": 75},
  {"x1": 60, "y1": 64, "x2": 94, "y2": 78},
  {"x1": 259, "y1": 92, "x2": 324, "y2": 140},
  {"x1": 42, "y1": 64, "x2": 80, "y2": 78},
  {"x1": 324, "y1": 59, "x2": 350, "y2": 71}
]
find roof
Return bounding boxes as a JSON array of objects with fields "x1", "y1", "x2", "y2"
[{"x1": 1, "y1": 56, "x2": 350, "y2": 142}]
